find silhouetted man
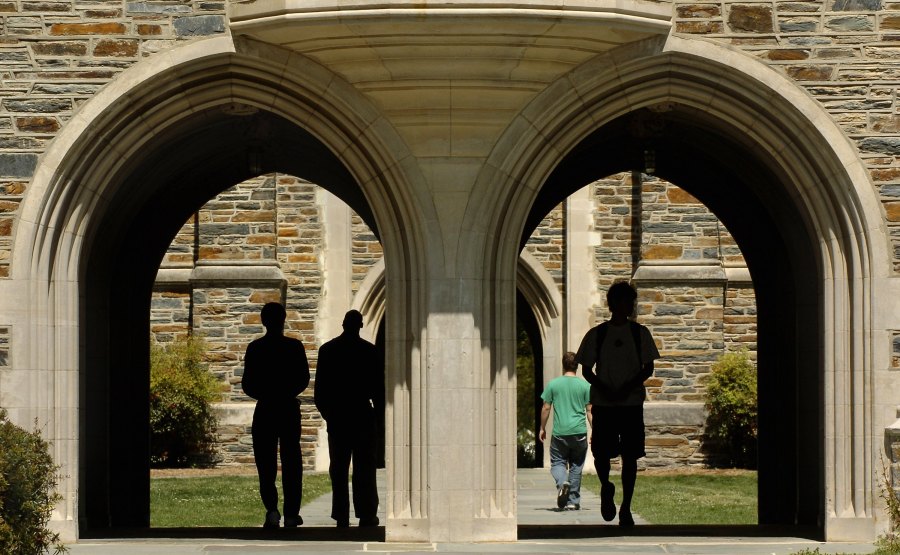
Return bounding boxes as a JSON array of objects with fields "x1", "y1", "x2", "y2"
[
  {"x1": 242, "y1": 302, "x2": 310, "y2": 529},
  {"x1": 314, "y1": 309, "x2": 384, "y2": 528},
  {"x1": 576, "y1": 281, "x2": 660, "y2": 527}
]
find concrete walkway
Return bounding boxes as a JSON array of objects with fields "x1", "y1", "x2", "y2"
[{"x1": 68, "y1": 468, "x2": 876, "y2": 554}]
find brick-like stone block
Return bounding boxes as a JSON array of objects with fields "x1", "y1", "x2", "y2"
[
  {"x1": 0, "y1": 154, "x2": 37, "y2": 178},
  {"x1": 832, "y1": 0, "x2": 881, "y2": 9},
  {"x1": 136, "y1": 24, "x2": 161, "y2": 35},
  {"x1": 785, "y1": 65, "x2": 834, "y2": 80},
  {"x1": 729, "y1": 5, "x2": 775, "y2": 33},
  {"x1": 15, "y1": 116, "x2": 59, "y2": 133},
  {"x1": 677, "y1": 4, "x2": 722, "y2": 18},
  {"x1": 30, "y1": 41, "x2": 88, "y2": 56},
  {"x1": 173, "y1": 14, "x2": 225, "y2": 37},
  {"x1": 767, "y1": 49, "x2": 810, "y2": 60},
  {"x1": 93, "y1": 39, "x2": 138, "y2": 57},
  {"x1": 859, "y1": 137, "x2": 900, "y2": 155},
  {"x1": 49, "y1": 22, "x2": 126, "y2": 35},
  {"x1": 886, "y1": 202, "x2": 900, "y2": 222},
  {"x1": 825, "y1": 15, "x2": 873, "y2": 31},
  {"x1": 22, "y1": 2, "x2": 70, "y2": 11},
  {"x1": 643, "y1": 245, "x2": 684, "y2": 259},
  {"x1": 882, "y1": 15, "x2": 900, "y2": 29}
]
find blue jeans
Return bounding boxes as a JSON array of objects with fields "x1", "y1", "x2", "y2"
[{"x1": 549, "y1": 434, "x2": 588, "y2": 506}]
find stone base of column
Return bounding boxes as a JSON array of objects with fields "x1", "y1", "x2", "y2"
[
  {"x1": 386, "y1": 516, "x2": 517, "y2": 543},
  {"x1": 825, "y1": 516, "x2": 875, "y2": 542}
]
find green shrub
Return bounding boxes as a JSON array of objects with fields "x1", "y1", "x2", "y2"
[
  {"x1": 150, "y1": 335, "x2": 223, "y2": 467},
  {"x1": 878, "y1": 456, "x2": 900, "y2": 554},
  {"x1": 0, "y1": 408, "x2": 66, "y2": 555},
  {"x1": 703, "y1": 350, "x2": 758, "y2": 468}
]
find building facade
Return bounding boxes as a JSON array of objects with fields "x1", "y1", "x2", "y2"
[
  {"x1": 149, "y1": 171, "x2": 755, "y2": 470},
  {"x1": 2, "y1": 0, "x2": 900, "y2": 544}
]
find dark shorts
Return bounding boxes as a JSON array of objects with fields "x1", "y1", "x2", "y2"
[{"x1": 590, "y1": 405, "x2": 645, "y2": 460}]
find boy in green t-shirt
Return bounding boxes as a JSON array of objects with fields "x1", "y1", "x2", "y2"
[{"x1": 539, "y1": 352, "x2": 592, "y2": 510}]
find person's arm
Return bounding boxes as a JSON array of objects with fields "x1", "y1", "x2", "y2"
[
  {"x1": 539, "y1": 402, "x2": 552, "y2": 442},
  {"x1": 313, "y1": 344, "x2": 333, "y2": 421},
  {"x1": 372, "y1": 343, "x2": 385, "y2": 412},
  {"x1": 291, "y1": 340, "x2": 311, "y2": 396},
  {"x1": 241, "y1": 343, "x2": 259, "y2": 400},
  {"x1": 576, "y1": 330, "x2": 599, "y2": 385},
  {"x1": 586, "y1": 403, "x2": 593, "y2": 444}
]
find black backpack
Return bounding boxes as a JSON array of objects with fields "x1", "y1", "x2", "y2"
[{"x1": 594, "y1": 320, "x2": 643, "y2": 366}]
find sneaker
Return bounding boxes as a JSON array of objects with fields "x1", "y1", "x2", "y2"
[
  {"x1": 600, "y1": 482, "x2": 616, "y2": 522},
  {"x1": 618, "y1": 507, "x2": 635, "y2": 527},
  {"x1": 283, "y1": 515, "x2": 302, "y2": 527},
  {"x1": 359, "y1": 516, "x2": 380, "y2": 527},
  {"x1": 566, "y1": 503, "x2": 581, "y2": 510},
  {"x1": 264, "y1": 509, "x2": 281, "y2": 529},
  {"x1": 556, "y1": 481, "x2": 570, "y2": 509}
]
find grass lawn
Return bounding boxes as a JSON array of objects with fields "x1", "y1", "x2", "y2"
[
  {"x1": 581, "y1": 471, "x2": 758, "y2": 525},
  {"x1": 152, "y1": 470, "x2": 757, "y2": 527},
  {"x1": 150, "y1": 471, "x2": 332, "y2": 527}
]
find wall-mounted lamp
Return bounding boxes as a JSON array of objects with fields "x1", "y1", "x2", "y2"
[
  {"x1": 247, "y1": 146, "x2": 262, "y2": 175},
  {"x1": 643, "y1": 148, "x2": 656, "y2": 175}
]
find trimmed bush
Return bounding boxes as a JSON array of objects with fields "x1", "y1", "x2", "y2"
[
  {"x1": 0, "y1": 408, "x2": 66, "y2": 555},
  {"x1": 703, "y1": 350, "x2": 758, "y2": 469},
  {"x1": 150, "y1": 335, "x2": 223, "y2": 467}
]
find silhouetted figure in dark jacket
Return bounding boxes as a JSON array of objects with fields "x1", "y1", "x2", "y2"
[
  {"x1": 242, "y1": 302, "x2": 310, "y2": 529},
  {"x1": 314, "y1": 310, "x2": 384, "y2": 527}
]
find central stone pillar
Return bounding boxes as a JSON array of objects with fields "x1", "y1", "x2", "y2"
[
  {"x1": 383, "y1": 157, "x2": 519, "y2": 541},
  {"x1": 229, "y1": 1, "x2": 671, "y2": 542}
]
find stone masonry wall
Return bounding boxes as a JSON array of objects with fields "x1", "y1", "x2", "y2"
[
  {"x1": 152, "y1": 173, "x2": 326, "y2": 467},
  {"x1": 673, "y1": 0, "x2": 900, "y2": 272},
  {"x1": 524, "y1": 203, "x2": 565, "y2": 288},
  {"x1": 351, "y1": 212, "x2": 381, "y2": 294},
  {"x1": 587, "y1": 173, "x2": 755, "y2": 467},
  {"x1": 0, "y1": 0, "x2": 227, "y2": 278}
]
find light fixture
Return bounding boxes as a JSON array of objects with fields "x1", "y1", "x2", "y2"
[{"x1": 643, "y1": 148, "x2": 656, "y2": 175}]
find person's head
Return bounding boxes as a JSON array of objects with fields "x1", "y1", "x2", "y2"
[
  {"x1": 260, "y1": 302, "x2": 286, "y2": 332},
  {"x1": 562, "y1": 352, "x2": 578, "y2": 374},
  {"x1": 606, "y1": 281, "x2": 637, "y2": 319},
  {"x1": 342, "y1": 310, "x2": 364, "y2": 334}
]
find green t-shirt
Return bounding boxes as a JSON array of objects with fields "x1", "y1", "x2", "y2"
[{"x1": 541, "y1": 375, "x2": 591, "y2": 436}]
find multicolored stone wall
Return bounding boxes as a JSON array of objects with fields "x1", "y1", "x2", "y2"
[
  {"x1": 582, "y1": 173, "x2": 756, "y2": 467},
  {"x1": 0, "y1": 0, "x2": 228, "y2": 279},
  {"x1": 351, "y1": 212, "x2": 381, "y2": 294},
  {"x1": 151, "y1": 173, "x2": 324, "y2": 467},
  {"x1": 524, "y1": 203, "x2": 565, "y2": 287},
  {"x1": 672, "y1": 0, "x2": 900, "y2": 272}
]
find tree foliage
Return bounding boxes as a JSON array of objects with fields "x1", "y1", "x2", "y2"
[
  {"x1": 704, "y1": 350, "x2": 758, "y2": 469},
  {"x1": 0, "y1": 409, "x2": 66, "y2": 555},
  {"x1": 150, "y1": 335, "x2": 223, "y2": 467}
]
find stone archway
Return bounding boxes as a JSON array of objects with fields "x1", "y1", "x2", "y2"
[
  {"x1": 5, "y1": 7, "x2": 896, "y2": 545},
  {"x1": 473, "y1": 35, "x2": 892, "y2": 540},
  {"x1": 11, "y1": 35, "x2": 428, "y2": 535}
]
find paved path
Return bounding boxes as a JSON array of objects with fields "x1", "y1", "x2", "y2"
[
  {"x1": 299, "y1": 468, "x2": 643, "y2": 528},
  {"x1": 67, "y1": 468, "x2": 875, "y2": 554}
]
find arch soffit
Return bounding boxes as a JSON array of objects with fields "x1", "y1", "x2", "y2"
[
  {"x1": 471, "y1": 34, "x2": 889, "y2": 283},
  {"x1": 351, "y1": 252, "x2": 561, "y2": 339},
  {"x1": 13, "y1": 34, "x2": 432, "y2": 285},
  {"x1": 517, "y1": 251, "x2": 561, "y2": 337}
]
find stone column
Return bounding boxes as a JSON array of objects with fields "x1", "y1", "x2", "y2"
[{"x1": 385, "y1": 198, "x2": 517, "y2": 543}]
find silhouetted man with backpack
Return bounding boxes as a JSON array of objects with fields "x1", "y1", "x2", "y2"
[{"x1": 576, "y1": 282, "x2": 660, "y2": 527}]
